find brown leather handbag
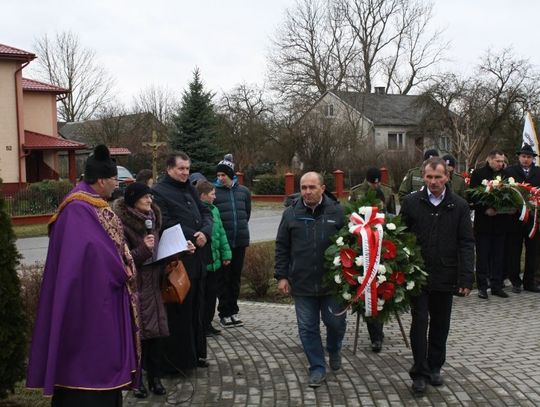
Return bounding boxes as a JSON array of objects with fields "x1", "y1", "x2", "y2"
[{"x1": 161, "y1": 259, "x2": 191, "y2": 304}]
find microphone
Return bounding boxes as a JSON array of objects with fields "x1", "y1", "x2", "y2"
[{"x1": 144, "y1": 219, "x2": 153, "y2": 235}]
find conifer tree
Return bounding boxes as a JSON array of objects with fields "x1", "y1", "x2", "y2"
[
  {"x1": 170, "y1": 68, "x2": 223, "y2": 176},
  {"x1": 0, "y1": 180, "x2": 27, "y2": 398}
]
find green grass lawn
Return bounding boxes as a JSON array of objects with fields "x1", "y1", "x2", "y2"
[
  {"x1": 0, "y1": 382, "x2": 49, "y2": 406},
  {"x1": 12, "y1": 224, "x2": 48, "y2": 238}
]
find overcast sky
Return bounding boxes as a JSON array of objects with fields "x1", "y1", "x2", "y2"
[{"x1": 3, "y1": 0, "x2": 539, "y2": 104}]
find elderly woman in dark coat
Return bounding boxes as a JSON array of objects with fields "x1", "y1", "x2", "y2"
[{"x1": 113, "y1": 182, "x2": 168, "y2": 399}]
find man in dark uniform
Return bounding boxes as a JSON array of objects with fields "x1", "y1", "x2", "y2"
[
  {"x1": 349, "y1": 167, "x2": 395, "y2": 352},
  {"x1": 505, "y1": 144, "x2": 540, "y2": 293}
]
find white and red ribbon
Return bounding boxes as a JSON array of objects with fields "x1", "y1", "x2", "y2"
[{"x1": 348, "y1": 207, "x2": 385, "y2": 317}]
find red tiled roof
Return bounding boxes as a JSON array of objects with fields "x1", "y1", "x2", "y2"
[
  {"x1": 0, "y1": 43, "x2": 36, "y2": 61},
  {"x1": 108, "y1": 147, "x2": 132, "y2": 156},
  {"x1": 24, "y1": 131, "x2": 87, "y2": 150},
  {"x1": 22, "y1": 78, "x2": 69, "y2": 94}
]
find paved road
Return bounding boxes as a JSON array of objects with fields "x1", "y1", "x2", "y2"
[
  {"x1": 15, "y1": 209, "x2": 283, "y2": 265},
  {"x1": 121, "y1": 290, "x2": 540, "y2": 406}
]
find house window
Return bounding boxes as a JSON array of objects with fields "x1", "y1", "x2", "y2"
[
  {"x1": 324, "y1": 104, "x2": 335, "y2": 117},
  {"x1": 388, "y1": 132, "x2": 405, "y2": 150},
  {"x1": 439, "y1": 136, "x2": 451, "y2": 151}
]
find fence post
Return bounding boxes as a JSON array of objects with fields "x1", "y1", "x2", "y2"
[
  {"x1": 285, "y1": 172, "x2": 295, "y2": 195},
  {"x1": 333, "y1": 169, "x2": 344, "y2": 198},
  {"x1": 380, "y1": 167, "x2": 389, "y2": 184},
  {"x1": 236, "y1": 172, "x2": 244, "y2": 185}
]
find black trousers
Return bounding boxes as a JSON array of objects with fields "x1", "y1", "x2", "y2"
[
  {"x1": 366, "y1": 320, "x2": 384, "y2": 342},
  {"x1": 217, "y1": 247, "x2": 246, "y2": 318},
  {"x1": 161, "y1": 277, "x2": 206, "y2": 372},
  {"x1": 409, "y1": 290, "x2": 453, "y2": 379},
  {"x1": 52, "y1": 388, "x2": 122, "y2": 406},
  {"x1": 507, "y1": 230, "x2": 539, "y2": 289},
  {"x1": 142, "y1": 337, "x2": 163, "y2": 378},
  {"x1": 475, "y1": 232, "x2": 506, "y2": 291},
  {"x1": 204, "y1": 269, "x2": 219, "y2": 329}
]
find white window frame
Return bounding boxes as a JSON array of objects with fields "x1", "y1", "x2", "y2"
[{"x1": 387, "y1": 132, "x2": 406, "y2": 150}]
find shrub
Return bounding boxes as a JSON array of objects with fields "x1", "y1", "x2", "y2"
[
  {"x1": 0, "y1": 179, "x2": 27, "y2": 399},
  {"x1": 251, "y1": 174, "x2": 285, "y2": 195},
  {"x1": 18, "y1": 263, "x2": 44, "y2": 340},
  {"x1": 10, "y1": 180, "x2": 72, "y2": 216},
  {"x1": 243, "y1": 241, "x2": 275, "y2": 297}
]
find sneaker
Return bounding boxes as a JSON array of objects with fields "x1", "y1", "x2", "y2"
[
  {"x1": 329, "y1": 352, "x2": 342, "y2": 371},
  {"x1": 371, "y1": 340, "x2": 383, "y2": 353},
  {"x1": 231, "y1": 314, "x2": 244, "y2": 326},
  {"x1": 477, "y1": 289, "x2": 488, "y2": 299},
  {"x1": 511, "y1": 285, "x2": 522, "y2": 294},
  {"x1": 308, "y1": 371, "x2": 326, "y2": 388},
  {"x1": 219, "y1": 317, "x2": 234, "y2": 328},
  {"x1": 207, "y1": 324, "x2": 221, "y2": 336}
]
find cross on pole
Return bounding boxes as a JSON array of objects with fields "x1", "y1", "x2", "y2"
[{"x1": 142, "y1": 130, "x2": 167, "y2": 180}]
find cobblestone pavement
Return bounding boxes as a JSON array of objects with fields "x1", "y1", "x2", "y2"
[{"x1": 125, "y1": 289, "x2": 540, "y2": 406}]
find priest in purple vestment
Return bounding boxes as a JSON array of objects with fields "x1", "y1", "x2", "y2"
[{"x1": 26, "y1": 145, "x2": 140, "y2": 407}]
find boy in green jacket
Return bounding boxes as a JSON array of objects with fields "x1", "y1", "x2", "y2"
[{"x1": 196, "y1": 180, "x2": 232, "y2": 336}]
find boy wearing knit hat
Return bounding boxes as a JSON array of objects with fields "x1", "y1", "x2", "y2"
[{"x1": 213, "y1": 154, "x2": 252, "y2": 327}]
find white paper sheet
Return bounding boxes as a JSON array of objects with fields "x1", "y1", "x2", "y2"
[{"x1": 156, "y1": 224, "x2": 189, "y2": 261}]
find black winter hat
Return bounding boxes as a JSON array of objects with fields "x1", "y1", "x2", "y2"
[
  {"x1": 216, "y1": 154, "x2": 235, "y2": 179},
  {"x1": 516, "y1": 144, "x2": 538, "y2": 157},
  {"x1": 423, "y1": 149, "x2": 439, "y2": 160},
  {"x1": 124, "y1": 182, "x2": 151, "y2": 207},
  {"x1": 442, "y1": 154, "x2": 456, "y2": 168},
  {"x1": 84, "y1": 145, "x2": 117, "y2": 180},
  {"x1": 366, "y1": 167, "x2": 381, "y2": 183}
]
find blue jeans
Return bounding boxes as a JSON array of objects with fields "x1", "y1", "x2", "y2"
[{"x1": 294, "y1": 295, "x2": 347, "y2": 375}]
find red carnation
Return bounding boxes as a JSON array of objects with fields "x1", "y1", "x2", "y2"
[
  {"x1": 340, "y1": 248, "x2": 357, "y2": 268},
  {"x1": 390, "y1": 271, "x2": 406, "y2": 285},
  {"x1": 382, "y1": 240, "x2": 397, "y2": 259},
  {"x1": 377, "y1": 281, "x2": 396, "y2": 301}
]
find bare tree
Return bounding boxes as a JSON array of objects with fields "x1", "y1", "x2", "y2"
[
  {"x1": 218, "y1": 84, "x2": 273, "y2": 172},
  {"x1": 418, "y1": 49, "x2": 540, "y2": 170},
  {"x1": 132, "y1": 84, "x2": 178, "y2": 127},
  {"x1": 268, "y1": 0, "x2": 359, "y2": 104},
  {"x1": 341, "y1": 0, "x2": 446, "y2": 94},
  {"x1": 33, "y1": 31, "x2": 114, "y2": 122}
]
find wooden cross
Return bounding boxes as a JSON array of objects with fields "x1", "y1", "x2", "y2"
[{"x1": 142, "y1": 130, "x2": 166, "y2": 180}]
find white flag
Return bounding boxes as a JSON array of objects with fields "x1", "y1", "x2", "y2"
[{"x1": 522, "y1": 111, "x2": 539, "y2": 155}]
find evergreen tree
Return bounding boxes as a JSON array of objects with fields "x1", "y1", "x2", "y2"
[
  {"x1": 170, "y1": 68, "x2": 224, "y2": 176},
  {"x1": 0, "y1": 179, "x2": 27, "y2": 399}
]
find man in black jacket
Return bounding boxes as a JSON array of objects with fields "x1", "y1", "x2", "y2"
[
  {"x1": 400, "y1": 157, "x2": 474, "y2": 396},
  {"x1": 213, "y1": 154, "x2": 252, "y2": 327},
  {"x1": 505, "y1": 144, "x2": 540, "y2": 293},
  {"x1": 152, "y1": 151, "x2": 213, "y2": 371},
  {"x1": 468, "y1": 150, "x2": 510, "y2": 299},
  {"x1": 275, "y1": 172, "x2": 346, "y2": 388}
]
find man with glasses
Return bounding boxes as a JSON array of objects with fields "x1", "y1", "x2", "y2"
[{"x1": 27, "y1": 145, "x2": 139, "y2": 406}]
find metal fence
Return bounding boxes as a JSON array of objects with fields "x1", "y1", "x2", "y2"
[{"x1": 4, "y1": 186, "x2": 72, "y2": 217}]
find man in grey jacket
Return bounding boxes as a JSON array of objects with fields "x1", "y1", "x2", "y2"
[{"x1": 275, "y1": 172, "x2": 346, "y2": 388}]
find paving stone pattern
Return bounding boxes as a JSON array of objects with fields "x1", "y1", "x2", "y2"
[{"x1": 124, "y1": 290, "x2": 540, "y2": 406}]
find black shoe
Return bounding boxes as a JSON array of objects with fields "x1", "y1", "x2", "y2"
[
  {"x1": 411, "y1": 377, "x2": 426, "y2": 395},
  {"x1": 512, "y1": 285, "x2": 522, "y2": 293},
  {"x1": 371, "y1": 341, "x2": 383, "y2": 353},
  {"x1": 133, "y1": 382, "x2": 148, "y2": 398},
  {"x1": 478, "y1": 289, "x2": 488, "y2": 299},
  {"x1": 429, "y1": 372, "x2": 444, "y2": 387},
  {"x1": 148, "y1": 377, "x2": 166, "y2": 396},
  {"x1": 197, "y1": 358, "x2": 210, "y2": 368},
  {"x1": 524, "y1": 285, "x2": 540, "y2": 293},
  {"x1": 491, "y1": 289, "x2": 509, "y2": 298},
  {"x1": 206, "y1": 324, "x2": 222, "y2": 337}
]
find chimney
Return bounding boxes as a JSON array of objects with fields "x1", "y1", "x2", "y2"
[{"x1": 374, "y1": 86, "x2": 386, "y2": 94}]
